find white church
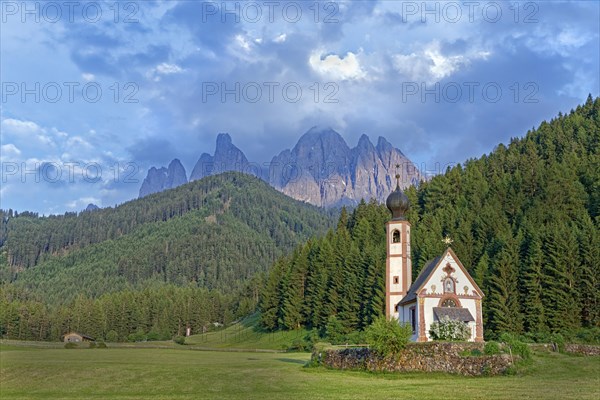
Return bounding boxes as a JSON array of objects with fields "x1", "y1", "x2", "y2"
[{"x1": 384, "y1": 175, "x2": 484, "y2": 342}]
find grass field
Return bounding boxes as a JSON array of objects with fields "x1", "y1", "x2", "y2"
[
  {"x1": 1, "y1": 342, "x2": 599, "y2": 400},
  {"x1": 184, "y1": 314, "x2": 310, "y2": 351}
]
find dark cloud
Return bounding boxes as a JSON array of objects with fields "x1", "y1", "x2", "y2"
[
  {"x1": 126, "y1": 137, "x2": 177, "y2": 166},
  {"x1": 163, "y1": 1, "x2": 242, "y2": 51}
]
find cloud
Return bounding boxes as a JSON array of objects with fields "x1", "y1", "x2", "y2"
[
  {"x1": 1, "y1": 118, "x2": 43, "y2": 135},
  {"x1": 126, "y1": 137, "x2": 177, "y2": 165},
  {"x1": 155, "y1": 63, "x2": 184, "y2": 75},
  {"x1": 1, "y1": 144, "x2": 22, "y2": 160},
  {"x1": 309, "y1": 51, "x2": 367, "y2": 80},
  {"x1": 392, "y1": 41, "x2": 490, "y2": 82}
]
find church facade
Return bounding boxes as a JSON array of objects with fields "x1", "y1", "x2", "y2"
[{"x1": 385, "y1": 176, "x2": 484, "y2": 342}]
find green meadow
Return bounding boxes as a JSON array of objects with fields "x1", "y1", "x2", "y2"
[{"x1": 1, "y1": 341, "x2": 599, "y2": 400}]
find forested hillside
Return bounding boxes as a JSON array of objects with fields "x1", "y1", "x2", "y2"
[
  {"x1": 261, "y1": 95, "x2": 600, "y2": 338},
  {"x1": 0, "y1": 173, "x2": 335, "y2": 340}
]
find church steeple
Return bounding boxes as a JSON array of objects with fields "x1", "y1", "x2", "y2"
[
  {"x1": 385, "y1": 172, "x2": 410, "y2": 220},
  {"x1": 385, "y1": 166, "x2": 412, "y2": 320}
]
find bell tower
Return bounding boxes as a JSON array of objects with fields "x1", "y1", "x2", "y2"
[{"x1": 385, "y1": 169, "x2": 412, "y2": 320}]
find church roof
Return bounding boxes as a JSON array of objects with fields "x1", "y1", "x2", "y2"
[
  {"x1": 433, "y1": 307, "x2": 475, "y2": 322},
  {"x1": 398, "y1": 256, "x2": 441, "y2": 305},
  {"x1": 398, "y1": 247, "x2": 484, "y2": 306}
]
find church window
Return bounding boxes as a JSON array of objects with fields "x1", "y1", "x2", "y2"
[
  {"x1": 393, "y1": 276, "x2": 399, "y2": 285},
  {"x1": 392, "y1": 230, "x2": 400, "y2": 243},
  {"x1": 441, "y1": 299, "x2": 457, "y2": 307},
  {"x1": 409, "y1": 307, "x2": 416, "y2": 333},
  {"x1": 444, "y1": 278, "x2": 455, "y2": 293}
]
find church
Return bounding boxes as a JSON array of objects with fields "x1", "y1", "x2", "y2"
[{"x1": 384, "y1": 175, "x2": 484, "y2": 342}]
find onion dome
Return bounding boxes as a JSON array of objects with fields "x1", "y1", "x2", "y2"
[{"x1": 386, "y1": 174, "x2": 410, "y2": 220}]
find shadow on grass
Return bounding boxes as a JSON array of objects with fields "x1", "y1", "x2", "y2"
[{"x1": 276, "y1": 358, "x2": 308, "y2": 365}]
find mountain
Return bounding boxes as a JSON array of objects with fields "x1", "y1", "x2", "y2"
[
  {"x1": 84, "y1": 203, "x2": 99, "y2": 212},
  {"x1": 189, "y1": 133, "x2": 251, "y2": 181},
  {"x1": 270, "y1": 127, "x2": 421, "y2": 207},
  {"x1": 141, "y1": 128, "x2": 421, "y2": 207},
  {"x1": 260, "y1": 96, "x2": 600, "y2": 337},
  {"x1": 0, "y1": 173, "x2": 335, "y2": 304},
  {"x1": 139, "y1": 159, "x2": 188, "y2": 197}
]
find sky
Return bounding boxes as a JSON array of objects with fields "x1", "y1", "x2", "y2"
[{"x1": 1, "y1": 0, "x2": 599, "y2": 214}]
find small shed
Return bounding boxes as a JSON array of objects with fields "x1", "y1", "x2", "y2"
[{"x1": 63, "y1": 332, "x2": 95, "y2": 343}]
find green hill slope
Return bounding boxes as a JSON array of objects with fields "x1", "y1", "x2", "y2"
[{"x1": 0, "y1": 173, "x2": 335, "y2": 304}]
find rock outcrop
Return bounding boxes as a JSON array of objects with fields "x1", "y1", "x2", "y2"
[
  {"x1": 189, "y1": 133, "x2": 251, "y2": 181},
  {"x1": 138, "y1": 159, "x2": 188, "y2": 198}
]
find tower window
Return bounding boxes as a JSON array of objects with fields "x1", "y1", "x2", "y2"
[
  {"x1": 393, "y1": 276, "x2": 399, "y2": 285},
  {"x1": 392, "y1": 230, "x2": 400, "y2": 243}
]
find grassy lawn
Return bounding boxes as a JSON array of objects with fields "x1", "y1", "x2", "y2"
[
  {"x1": 185, "y1": 314, "x2": 309, "y2": 351},
  {"x1": 1, "y1": 343, "x2": 599, "y2": 400}
]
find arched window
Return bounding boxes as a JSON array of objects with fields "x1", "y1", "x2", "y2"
[
  {"x1": 441, "y1": 299, "x2": 457, "y2": 307},
  {"x1": 444, "y1": 278, "x2": 455, "y2": 293},
  {"x1": 392, "y1": 230, "x2": 400, "y2": 243}
]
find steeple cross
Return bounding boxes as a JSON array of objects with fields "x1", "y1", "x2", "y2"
[{"x1": 442, "y1": 236, "x2": 453, "y2": 246}]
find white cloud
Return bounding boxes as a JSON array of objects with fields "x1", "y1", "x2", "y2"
[
  {"x1": 66, "y1": 136, "x2": 93, "y2": 151},
  {"x1": 392, "y1": 41, "x2": 490, "y2": 82},
  {"x1": 235, "y1": 35, "x2": 252, "y2": 52},
  {"x1": 156, "y1": 63, "x2": 184, "y2": 75},
  {"x1": 82, "y1": 73, "x2": 96, "y2": 81},
  {"x1": 147, "y1": 63, "x2": 185, "y2": 82},
  {"x1": 273, "y1": 33, "x2": 287, "y2": 43},
  {"x1": 1, "y1": 118, "x2": 57, "y2": 147},
  {"x1": 523, "y1": 26, "x2": 594, "y2": 58},
  {"x1": 1, "y1": 118, "x2": 43, "y2": 135},
  {"x1": 309, "y1": 51, "x2": 367, "y2": 80},
  {"x1": 0, "y1": 143, "x2": 22, "y2": 159}
]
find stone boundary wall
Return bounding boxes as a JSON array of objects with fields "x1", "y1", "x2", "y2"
[
  {"x1": 313, "y1": 342, "x2": 513, "y2": 376},
  {"x1": 563, "y1": 344, "x2": 600, "y2": 356}
]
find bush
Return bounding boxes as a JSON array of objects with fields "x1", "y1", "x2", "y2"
[
  {"x1": 325, "y1": 316, "x2": 346, "y2": 344},
  {"x1": 88, "y1": 341, "x2": 97, "y2": 349},
  {"x1": 146, "y1": 330, "x2": 166, "y2": 341},
  {"x1": 365, "y1": 316, "x2": 412, "y2": 357},
  {"x1": 64, "y1": 342, "x2": 77, "y2": 349},
  {"x1": 500, "y1": 333, "x2": 531, "y2": 360},
  {"x1": 429, "y1": 316, "x2": 470, "y2": 341},
  {"x1": 484, "y1": 341, "x2": 501, "y2": 355},
  {"x1": 173, "y1": 336, "x2": 186, "y2": 345},
  {"x1": 105, "y1": 330, "x2": 119, "y2": 342},
  {"x1": 288, "y1": 339, "x2": 307, "y2": 352},
  {"x1": 128, "y1": 329, "x2": 147, "y2": 343},
  {"x1": 568, "y1": 327, "x2": 600, "y2": 345},
  {"x1": 97, "y1": 341, "x2": 107, "y2": 349},
  {"x1": 345, "y1": 330, "x2": 366, "y2": 345}
]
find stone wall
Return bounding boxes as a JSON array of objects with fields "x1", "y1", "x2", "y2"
[
  {"x1": 314, "y1": 342, "x2": 513, "y2": 376},
  {"x1": 564, "y1": 344, "x2": 600, "y2": 356}
]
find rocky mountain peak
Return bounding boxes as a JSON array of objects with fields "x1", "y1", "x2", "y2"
[
  {"x1": 140, "y1": 128, "x2": 422, "y2": 206},
  {"x1": 139, "y1": 161, "x2": 188, "y2": 198},
  {"x1": 216, "y1": 133, "x2": 232, "y2": 147},
  {"x1": 189, "y1": 134, "x2": 250, "y2": 182}
]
